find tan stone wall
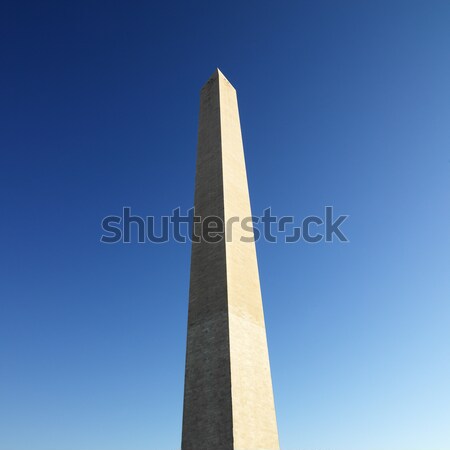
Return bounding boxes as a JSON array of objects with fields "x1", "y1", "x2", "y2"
[
  {"x1": 182, "y1": 70, "x2": 279, "y2": 450},
  {"x1": 220, "y1": 72, "x2": 280, "y2": 450},
  {"x1": 182, "y1": 71, "x2": 233, "y2": 450}
]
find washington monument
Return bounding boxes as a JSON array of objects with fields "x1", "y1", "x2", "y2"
[{"x1": 182, "y1": 69, "x2": 280, "y2": 450}]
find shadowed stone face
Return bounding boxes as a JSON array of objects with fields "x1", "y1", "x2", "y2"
[{"x1": 182, "y1": 69, "x2": 279, "y2": 450}]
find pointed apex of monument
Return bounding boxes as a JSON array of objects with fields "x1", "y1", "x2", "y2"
[
  {"x1": 210, "y1": 67, "x2": 225, "y2": 80},
  {"x1": 201, "y1": 68, "x2": 235, "y2": 91},
  {"x1": 215, "y1": 67, "x2": 230, "y2": 82}
]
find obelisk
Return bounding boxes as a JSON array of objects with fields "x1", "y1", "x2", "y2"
[{"x1": 182, "y1": 69, "x2": 279, "y2": 450}]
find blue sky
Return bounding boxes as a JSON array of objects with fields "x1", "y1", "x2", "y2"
[{"x1": 1, "y1": 1, "x2": 449, "y2": 449}]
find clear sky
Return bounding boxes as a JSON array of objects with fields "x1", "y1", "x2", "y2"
[{"x1": 1, "y1": 1, "x2": 449, "y2": 449}]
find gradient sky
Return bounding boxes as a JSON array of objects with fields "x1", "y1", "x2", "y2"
[{"x1": 1, "y1": 1, "x2": 449, "y2": 450}]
